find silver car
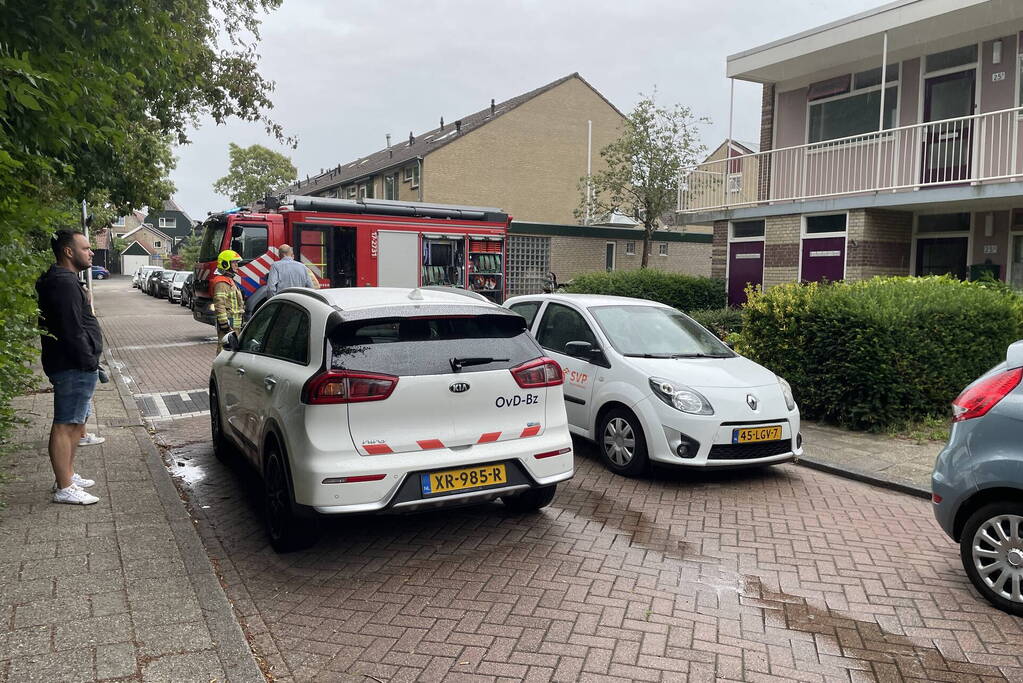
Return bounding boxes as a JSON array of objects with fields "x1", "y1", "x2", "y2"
[{"x1": 932, "y1": 340, "x2": 1023, "y2": 616}]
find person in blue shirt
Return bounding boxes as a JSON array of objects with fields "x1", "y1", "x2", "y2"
[{"x1": 266, "y1": 244, "x2": 314, "y2": 295}]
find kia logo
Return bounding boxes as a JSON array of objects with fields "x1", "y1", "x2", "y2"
[
  {"x1": 449, "y1": 382, "x2": 470, "y2": 394},
  {"x1": 746, "y1": 394, "x2": 758, "y2": 410}
]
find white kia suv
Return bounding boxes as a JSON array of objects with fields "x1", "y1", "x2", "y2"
[
  {"x1": 210, "y1": 287, "x2": 573, "y2": 551},
  {"x1": 504, "y1": 294, "x2": 801, "y2": 476}
]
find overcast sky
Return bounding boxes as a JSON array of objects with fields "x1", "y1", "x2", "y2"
[{"x1": 171, "y1": 0, "x2": 885, "y2": 222}]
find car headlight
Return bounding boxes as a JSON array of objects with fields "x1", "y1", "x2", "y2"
[
  {"x1": 649, "y1": 377, "x2": 714, "y2": 415},
  {"x1": 777, "y1": 376, "x2": 796, "y2": 411}
]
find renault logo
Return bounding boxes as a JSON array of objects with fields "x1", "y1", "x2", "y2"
[
  {"x1": 746, "y1": 394, "x2": 758, "y2": 410},
  {"x1": 449, "y1": 382, "x2": 470, "y2": 394}
]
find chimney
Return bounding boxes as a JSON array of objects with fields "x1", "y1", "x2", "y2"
[
  {"x1": 440, "y1": 116, "x2": 444, "y2": 130},
  {"x1": 490, "y1": 99, "x2": 495, "y2": 115},
  {"x1": 409, "y1": 131, "x2": 415, "y2": 145},
  {"x1": 455, "y1": 120, "x2": 462, "y2": 133}
]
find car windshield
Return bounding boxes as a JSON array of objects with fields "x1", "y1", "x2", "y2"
[
  {"x1": 161, "y1": 272, "x2": 174, "y2": 280},
  {"x1": 588, "y1": 305, "x2": 734, "y2": 358},
  {"x1": 173, "y1": 272, "x2": 188, "y2": 282}
]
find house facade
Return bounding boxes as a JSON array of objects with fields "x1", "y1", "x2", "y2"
[
  {"x1": 142, "y1": 199, "x2": 196, "y2": 253},
  {"x1": 286, "y1": 73, "x2": 626, "y2": 225},
  {"x1": 680, "y1": 0, "x2": 1023, "y2": 306}
]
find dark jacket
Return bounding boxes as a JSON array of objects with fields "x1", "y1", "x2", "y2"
[{"x1": 36, "y1": 264, "x2": 103, "y2": 375}]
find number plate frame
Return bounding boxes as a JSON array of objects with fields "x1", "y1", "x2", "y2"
[
  {"x1": 420, "y1": 463, "x2": 508, "y2": 496},
  {"x1": 732, "y1": 425, "x2": 783, "y2": 444}
]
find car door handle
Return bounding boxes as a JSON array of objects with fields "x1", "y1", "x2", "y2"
[
  {"x1": 235, "y1": 367, "x2": 246, "y2": 375},
  {"x1": 264, "y1": 376, "x2": 277, "y2": 390}
]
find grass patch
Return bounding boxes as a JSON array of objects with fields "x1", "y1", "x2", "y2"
[{"x1": 883, "y1": 415, "x2": 950, "y2": 444}]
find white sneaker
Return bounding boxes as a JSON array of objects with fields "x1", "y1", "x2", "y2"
[
  {"x1": 51, "y1": 473, "x2": 96, "y2": 491},
  {"x1": 79, "y1": 433, "x2": 105, "y2": 447},
  {"x1": 52, "y1": 485, "x2": 99, "y2": 505}
]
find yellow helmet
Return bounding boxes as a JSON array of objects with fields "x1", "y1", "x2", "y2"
[{"x1": 217, "y1": 249, "x2": 241, "y2": 270}]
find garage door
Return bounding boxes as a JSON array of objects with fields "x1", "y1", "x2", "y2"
[{"x1": 121, "y1": 255, "x2": 149, "y2": 276}]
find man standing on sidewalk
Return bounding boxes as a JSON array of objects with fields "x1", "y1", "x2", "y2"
[
  {"x1": 265, "y1": 244, "x2": 314, "y2": 295},
  {"x1": 36, "y1": 230, "x2": 102, "y2": 505},
  {"x1": 211, "y1": 249, "x2": 244, "y2": 352}
]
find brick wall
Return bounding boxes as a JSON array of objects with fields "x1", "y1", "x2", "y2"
[
  {"x1": 763, "y1": 214, "x2": 799, "y2": 287},
  {"x1": 846, "y1": 209, "x2": 912, "y2": 280},
  {"x1": 425, "y1": 77, "x2": 624, "y2": 224},
  {"x1": 712, "y1": 220, "x2": 727, "y2": 278},
  {"x1": 758, "y1": 84, "x2": 775, "y2": 202}
]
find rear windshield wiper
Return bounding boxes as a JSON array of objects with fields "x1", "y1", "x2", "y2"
[{"x1": 450, "y1": 356, "x2": 509, "y2": 372}]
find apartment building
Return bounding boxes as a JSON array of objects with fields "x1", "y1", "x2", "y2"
[{"x1": 680, "y1": 0, "x2": 1023, "y2": 306}]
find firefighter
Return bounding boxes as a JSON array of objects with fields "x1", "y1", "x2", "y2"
[{"x1": 211, "y1": 249, "x2": 244, "y2": 352}]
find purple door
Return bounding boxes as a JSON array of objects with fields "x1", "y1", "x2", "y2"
[
  {"x1": 801, "y1": 237, "x2": 845, "y2": 283},
  {"x1": 727, "y1": 241, "x2": 764, "y2": 307}
]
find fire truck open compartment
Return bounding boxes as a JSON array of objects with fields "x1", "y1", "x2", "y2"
[{"x1": 191, "y1": 197, "x2": 511, "y2": 327}]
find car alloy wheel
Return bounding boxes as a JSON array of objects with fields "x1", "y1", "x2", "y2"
[
  {"x1": 264, "y1": 451, "x2": 289, "y2": 543},
  {"x1": 971, "y1": 513, "x2": 1023, "y2": 604},
  {"x1": 604, "y1": 417, "x2": 635, "y2": 466}
]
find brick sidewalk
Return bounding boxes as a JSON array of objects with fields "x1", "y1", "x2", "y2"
[{"x1": 0, "y1": 354, "x2": 261, "y2": 679}]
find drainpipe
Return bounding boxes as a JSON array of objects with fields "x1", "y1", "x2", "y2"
[
  {"x1": 417, "y1": 157, "x2": 423, "y2": 202},
  {"x1": 875, "y1": 31, "x2": 889, "y2": 189},
  {"x1": 586, "y1": 120, "x2": 592, "y2": 225}
]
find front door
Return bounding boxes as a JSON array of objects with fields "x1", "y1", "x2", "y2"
[
  {"x1": 727, "y1": 241, "x2": 764, "y2": 307},
  {"x1": 605, "y1": 242, "x2": 615, "y2": 271},
  {"x1": 916, "y1": 237, "x2": 969, "y2": 279},
  {"x1": 922, "y1": 70, "x2": 975, "y2": 184},
  {"x1": 534, "y1": 302, "x2": 599, "y2": 431},
  {"x1": 800, "y1": 237, "x2": 846, "y2": 283},
  {"x1": 1011, "y1": 235, "x2": 1023, "y2": 290}
]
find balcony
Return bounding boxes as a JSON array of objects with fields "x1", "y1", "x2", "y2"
[{"x1": 679, "y1": 106, "x2": 1023, "y2": 215}]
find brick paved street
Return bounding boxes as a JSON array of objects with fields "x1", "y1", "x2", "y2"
[{"x1": 97, "y1": 277, "x2": 1023, "y2": 682}]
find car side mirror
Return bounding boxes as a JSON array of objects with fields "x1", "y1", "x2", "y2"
[
  {"x1": 231, "y1": 224, "x2": 243, "y2": 238},
  {"x1": 222, "y1": 331, "x2": 240, "y2": 352},
  {"x1": 565, "y1": 340, "x2": 599, "y2": 360}
]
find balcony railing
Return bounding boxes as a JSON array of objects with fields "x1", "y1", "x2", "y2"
[{"x1": 679, "y1": 106, "x2": 1023, "y2": 214}]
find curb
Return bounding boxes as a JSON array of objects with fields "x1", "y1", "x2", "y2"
[
  {"x1": 796, "y1": 455, "x2": 932, "y2": 500},
  {"x1": 106, "y1": 349, "x2": 264, "y2": 683}
]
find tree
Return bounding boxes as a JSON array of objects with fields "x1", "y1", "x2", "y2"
[
  {"x1": 175, "y1": 233, "x2": 203, "y2": 271},
  {"x1": 0, "y1": 0, "x2": 287, "y2": 464},
  {"x1": 578, "y1": 94, "x2": 706, "y2": 267},
  {"x1": 214, "y1": 143, "x2": 298, "y2": 207}
]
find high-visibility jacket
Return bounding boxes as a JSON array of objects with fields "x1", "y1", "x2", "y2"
[{"x1": 211, "y1": 271, "x2": 244, "y2": 332}]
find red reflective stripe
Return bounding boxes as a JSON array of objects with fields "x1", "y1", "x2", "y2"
[
  {"x1": 520, "y1": 425, "x2": 541, "y2": 438},
  {"x1": 416, "y1": 439, "x2": 445, "y2": 450},
  {"x1": 363, "y1": 444, "x2": 392, "y2": 455},
  {"x1": 478, "y1": 432, "x2": 501, "y2": 443}
]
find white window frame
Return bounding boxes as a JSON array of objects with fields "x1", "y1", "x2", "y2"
[
  {"x1": 909, "y1": 211, "x2": 974, "y2": 278},
  {"x1": 625, "y1": 241, "x2": 636, "y2": 256},
  {"x1": 358, "y1": 184, "x2": 369, "y2": 200},
  {"x1": 1007, "y1": 225, "x2": 1023, "y2": 289},
  {"x1": 158, "y1": 217, "x2": 176, "y2": 230},
  {"x1": 605, "y1": 241, "x2": 616, "y2": 271},
  {"x1": 154, "y1": 240, "x2": 162, "y2": 248},
  {"x1": 805, "y1": 69, "x2": 901, "y2": 145},
  {"x1": 798, "y1": 212, "x2": 849, "y2": 284},
  {"x1": 411, "y1": 164, "x2": 420, "y2": 189},
  {"x1": 725, "y1": 220, "x2": 767, "y2": 303},
  {"x1": 728, "y1": 219, "x2": 766, "y2": 243},
  {"x1": 345, "y1": 186, "x2": 357, "y2": 200},
  {"x1": 403, "y1": 166, "x2": 414, "y2": 182},
  {"x1": 113, "y1": 216, "x2": 125, "y2": 227},
  {"x1": 658, "y1": 242, "x2": 668, "y2": 257}
]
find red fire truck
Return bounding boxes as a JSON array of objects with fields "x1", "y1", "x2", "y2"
[{"x1": 192, "y1": 196, "x2": 510, "y2": 327}]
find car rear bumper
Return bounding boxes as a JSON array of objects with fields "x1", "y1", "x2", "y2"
[{"x1": 290, "y1": 430, "x2": 574, "y2": 514}]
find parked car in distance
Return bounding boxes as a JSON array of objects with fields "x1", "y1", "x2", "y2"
[
  {"x1": 504, "y1": 294, "x2": 801, "y2": 476},
  {"x1": 133, "y1": 265, "x2": 159, "y2": 288},
  {"x1": 144, "y1": 269, "x2": 165, "y2": 296},
  {"x1": 91, "y1": 265, "x2": 110, "y2": 280},
  {"x1": 209, "y1": 287, "x2": 574, "y2": 552},
  {"x1": 167, "y1": 271, "x2": 189, "y2": 303},
  {"x1": 932, "y1": 339, "x2": 1023, "y2": 616},
  {"x1": 179, "y1": 272, "x2": 195, "y2": 308},
  {"x1": 154, "y1": 270, "x2": 176, "y2": 299}
]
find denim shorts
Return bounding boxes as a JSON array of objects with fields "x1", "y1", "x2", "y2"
[{"x1": 48, "y1": 369, "x2": 98, "y2": 425}]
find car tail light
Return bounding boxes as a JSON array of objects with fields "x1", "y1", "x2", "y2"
[
  {"x1": 534, "y1": 447, "x2": 571, "y2": 459},
  {"x1": 303, "y1": 371, "x2": 398, "y2": 405},
  {"x1": 951, "y1": 367, "x2": 1022, "y2": 422},
  {"x1": 322, "y1": 474, "x2": 387, "y2": 484},
  {"x1": 511, "y1": 357, "x2": 563, "y2": 388}
]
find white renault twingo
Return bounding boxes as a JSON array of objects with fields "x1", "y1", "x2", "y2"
[
  {"x1": 504, "y1": 294, "x2": 801, "y2": 476},
  {"x1": 210, "y1": 287, "x2": 573, "y2": 551}
]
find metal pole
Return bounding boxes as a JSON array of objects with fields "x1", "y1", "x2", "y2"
[
  {"x1": 586, "y1": 119, "x2": 593, "y2": 225},
  {"x1": 727, "y1": 78, "x2": 734, "y2": 208},
  {"x1": 81, "y1": 199, "x2": 94, "y2": 313},
  {"x1": 875, "y1": 31, "x2": 889, "y2": 190}
]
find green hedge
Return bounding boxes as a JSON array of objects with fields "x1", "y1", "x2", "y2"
[
  {"x1": 735, "y1": 276, "x2": 1023, "y2": 430},
  {"x1": 688, "y1": 308, "x2": 743, "y2": 340},
  {"x1": 565, "y1": 270, "x2": 725, "y2": 311}
]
